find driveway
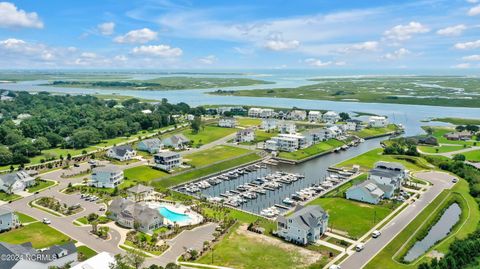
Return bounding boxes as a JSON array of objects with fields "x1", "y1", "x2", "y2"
[{"x1": 339, "y1": 171, "x2": 456, "y2": 269}]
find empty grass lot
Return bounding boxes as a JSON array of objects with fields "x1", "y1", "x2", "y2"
[
  {"x1": 16, "y1": 212, "x2": 37, "y2": 223},
  {"x1": 184, "y1": 145, "x2": 252, "y2": 167},
  {"x1": 77, "y1": 245, "x2": 97, "y2": 260},
  {"x1": 463, "y1": 149, "x2": 480, "y2": 162},
  {"x1": 353, "y1": 124, "x2": 398, "y2": 138},
  {"x1": 0, "y1": 222, "x2": 71, "y2": 248},
  {"x1": 278, "y1": 139, "x2": 344, "y2": 161},
  {"x1": 236, "y1": 117, "x2": 262, "y2": 127},
  {"x1": 27, "y1": 180, "x2": 56, "y2": 193},
  {"x1": 418, "y1": 145, "x2": 464, "y2": 154},
  {"x1": 308, "y1": 197, "x2": 396, "y2": 239},
  {"x1": 182, "y1": 126, "x2": 237, "y2": 146},
  {"x1": 153, "y1": 153, "x2": 260, "y2": 190},
  {"x1": 124, "y1": 165, "x2": 169, "y2": 183}
]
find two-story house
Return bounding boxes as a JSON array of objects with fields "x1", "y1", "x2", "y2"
[
  {"x1": 154, "y1": 151, "x2": 182, "y2": 171},
  {"x1": 90, "y1": 165, "x2": 124, "y2": 188},
  {"x1": 276, "y1": 205, "x2": 329, "y2": 245},
  {"x1": 106, "y1": 145, "x2": 136, "y2": 161}
]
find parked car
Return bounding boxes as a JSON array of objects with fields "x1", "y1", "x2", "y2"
[
  {"x1": 42, "y1": 218, "x2": 51, "y2": 224},
  {"x1": 329, "y1": 265, "x2": 341, "y2": 269},
  {"x1": 99, "y1": 207, "x2": 105, "y2": 211},
  {"x1": 452, "y1": 178, "x2": 458, "y2": 183},
  {"x1": 74, "y1": 163, "x2": 80, "y2": 167},
  {"x1": 355, "y1": 243, "x2": 365, "y2": 252},
  {"x1": 372, "y1": 230, "x2": 381, "y2": 238}
]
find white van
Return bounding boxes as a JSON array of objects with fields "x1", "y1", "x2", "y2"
[{"x1": 355, "y1": 243, "x2": 365, "y2": 252}]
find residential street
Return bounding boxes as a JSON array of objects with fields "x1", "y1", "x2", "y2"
[{"x1": 340, "y1": 171, "x2": 456, "y2": 269}]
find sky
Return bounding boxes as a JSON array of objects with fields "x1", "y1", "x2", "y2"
[{"x1": 0, "y1": 0, "x2": 480, "y2": 71}]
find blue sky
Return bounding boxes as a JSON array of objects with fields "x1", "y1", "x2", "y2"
[{"x1": 0, "y1": 0, "x2": 480, "y2": 70}]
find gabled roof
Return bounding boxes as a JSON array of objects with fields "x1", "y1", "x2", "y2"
[
  {"x1": 284, "y1": 205, "x2": 328, "y2": 231},
  {"x1": 139, "y1": 138, "x2": 162, "y2": 149},
  {"x1": 0, "y1": 171, "x2": 34, "y2": 188},
  {"x1": 110, "y1": 145, "x2": 134, "y2": 157},
  {"x1": 0, "y1": 205, "x2": 15, "y2": 216},
  {"x1": 127, "y1": 184, "x2": 153, "y2": 194},
  {"x1": 164, "y1": 134, "x2": 190, "y2": 145},
  {"x1": 93, "y1": 165, "x2": 122, "y2": 174},
  {"x1": 348, "y1": 179, "x2": 385, "y2": 199}
]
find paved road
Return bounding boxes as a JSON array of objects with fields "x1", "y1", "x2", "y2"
[{"x1": 340, "y1": 171, "x2": 456, "y2": 269}]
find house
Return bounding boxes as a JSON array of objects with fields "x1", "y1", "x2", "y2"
[
  {"x1": 126, "y1": 184, "x2": 155, "y2": 202},
  {"x1": 0, "y1": 95, "x2": 13, "y2": 101},
  {"x1": 248, "y1": 107, "x2": 274, "y2": 118},
  {"x1": 261, "y1": 118, "x2": 277, "y2": 131},
  {"x1": 0, "y1": 171, "x2": 35, "y2": 194},
  {"x1": 13, "y1": 113, "x2": 32, "y2": 125},
  {"x1": 278, "y1": 121, "x2": 296, "y2": 134},
  {"x1": 265, "y1": 134, "x2": 309, "y2": 152},
  {"x1": 276, "y1": 205, "x2": 329, "y2": 245},
  {"x1": 346, "y1": 119, "x2": 363, "y2": 131},
  {"x1": 0, "y1": 242, "x2": 77, "y2": 269},
  {"x1": 141, "y1": 109, "x2": 152, "y2": 114},
  {"x1": 218, "y1": 117, "x2": 237, "y2": 128},
  {"x1": 162, "y1": 134, "x2": 191, "y2": 149},
  {"x1": 0, "y1": 206, "x2": 19, "y2": 231},
  {"x1": 186, "y1": 114, "x2": 195, "y2": 121},
  {"x1": 90, "y1": 165, "x2": 124, "y2": 188},
  {"x1": 106, "y1": 145, "x2": 136, "y2": 161},
  {"x1": 369, "y1": 161, "x2": 407, "y2": 194},
  {"x1": 413, "y1": 136, "x2": 438, "y2": 145},
  {"x1": 308, "y1": 111, "x2": 322, "y2": 122},
  {"x1": 322, "y1": 111, "x2": 340, "y2": 123},
  {"x1": 154, "y1": 151, "x2": 182, "y2": 171},
  {"x1": 217, "y1": 106, "x2": 246, "y2": 115},
  {"x1": 327, "y1": 125, "x2": 343, "y2": 138},
  {"x1": 71, "y1": 251, "x2": 115, "y2": 269},
  {"x1": 288, "y1": 110, "x2": 307, "y2": 121},
  {"x1": 108, "y1": 198, "x2": 164, "y2": 233},
  {"x1": 302, "y1": 128, "x2": 328, "y2": 144},
  {"x1": 368, "y1": 116, "x2": 389, "y2": 128},
  {"x1": 236, "y1": 128, "x2": 255, "y2": 143},
  {"x1": 346, "y1": 180, "x2": 385, "y2": 204},
  {"x1": 444, "y1": 131, "x2": 473, "y2": 141},
  {"x1": 137, "y1": 138, "x2": 163, "y2": 154}
]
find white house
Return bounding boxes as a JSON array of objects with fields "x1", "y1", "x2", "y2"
[
  {"x1": 0, "y1": 171, "x2": 35, "y2": 194},
  {"x1": 288, "y1": 110, "x2": 307, "y2": 121},
  {"x1": 248, "y1": 107, "x2": 274, "y2": 118},
  {"x1": 261, "y1": 118, "x2": 277, "y2": 131},
  {"x1": 278, "y1": 121, "x2": 296, "y2": 134},
  {"x1": 369, "y1": 162, "x2": 406, "y2": 196},
  {"x1": 346, "y1": 119, "x2": 363, "y2": 131},
  {"x1": 302, "y1": 128, "x2": 328, "y2": 144},
  {"x1": 90, "y1": 165, "x2": 124, "y2": 188},
  {"x1": 154, "y1": 151, "x2": 182, "y2": 171},
  {"x1": 162, "y1": 134, "x2": 190, "y2": 149},
  {"x1": 322, "y1": 111, "x2": 340, "y2": 123},
  {"x1": 186, "y1": 114, "x2": 195, "y2": 121},
  {"x1": 276, "y1": 205, "x2": 329, "y2": 245},
  {"x1": 137, "y1": 138, "x2": 163, "y2": 154},
  {"x1": 108, "y1": 198, "x2": 164, "y2": 233},
  {"x1": 266, "y1": 134, "x2": 309, "y2": 152},
  {"x1": 71, "y1": 252, "x2": 116, "y2": 269},
  {"x1": 141, "y1": 109, "x2": 152, "y2": 114},
  {"x1": 0, "y1": 206, "x2": 19, "y2": 231},
  {"x1": 218, "y1": 117, "x2": 237, "y2": 128},
  {"x1": 308, "y1": 111, "x2": 322, "y2": 122},
  {"x1": 236, "y1": 128, "x2": 255, "y2": 143},
  {"x1": 0, "y1": 242, "x2": 77, "y2": 269},
  {"x1": 106, "y1": 145, "x2": 136, "y2": 161},
  {"x1": 368, "y1": 116, "x2": 388, "y2": 128}
]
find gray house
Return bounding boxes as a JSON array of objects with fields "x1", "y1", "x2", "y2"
[
  {"x1": 154, "y1": 151, "x2": 182, "y2": 171},
  {"x1": 276, "y1": 205, "x2": 329, "y2": 245},
  {"x1": 0, "y1": 171, "x2": 35, "y2": 194},
  {"x1": 90, "y1": 165, "x2": 124, "y2": 188},
  {"x1": 106, "y1": 145, "x2": 136, "y2": 161},
  {"x1": 0, "y1": 206, "x2": 19, "y2": 231},
  {"x1": 0, "y1": 241, "x2": 77, "y2": 269},
  {"x1": 162, "y1": 134, "x2": 190, "y2": 149},
  {"x1": 346, "y1": 180, "x2": 386, "y2": 204},
  {"x1": 108, "y1": 198, "x2": 164, "y2": 233},
  {"x1": 137, "y1": 138, "x2": 163, "y2": 154},
  {"x1": 369, "y1": 161, "x2": 406, "y2": 192}
]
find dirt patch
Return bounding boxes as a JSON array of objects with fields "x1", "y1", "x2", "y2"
[{"x1": 236, "y1": 224, "x2": 321, "y2": 266}]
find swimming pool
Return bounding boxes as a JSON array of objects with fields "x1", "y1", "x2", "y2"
[{"x1": 158, "y1": 206, "x2": 192, "y2": 223}]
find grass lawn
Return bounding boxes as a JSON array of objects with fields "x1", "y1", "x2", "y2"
[
  {"x1": 0, "y1": 222, "x2": 71, "y2": 248},
  {"x1": 16, "y1": 212, "x2": 37, "y2": 223},
  {"x1": 308, "y1": 197, "x2": 396, "y2": 239},
  {"x1": 27, "y1": 180, "x2": 56, "y2": 193},
  {"x1": 197, "y1": 224, "x2": 317, "y2": 269},
  {"x1": 278, "y1": 139, "x2": 344, "y2": 161},
  {"x1": 182, "y1": 126, "x2": 237, "y2": 147},
  {"x1": 240, "y1": 130, "x2": 277, "y2": 145},
  {"x1": 430, "y1": 117, "x2": 480, "y2": 125},
  {"x1": 0, "y1": 191, "x2": 21, "y2": 201},
  {"x1": 123, "y1": 165, "x2": 169, "y2": 183},
  {"x1": 184, "y1": 145, "x2": 252, "y2": 167},
  {"x1": 76, "y1": 217, "x2": 89, "y2": 225},
  {"x1": 418, "y1": 144, "x2": 465, "y2": 154},
  {"x1": 365, "y1": 179, "x2": 479, "y2": 269},
  {"x1": 353, "y1": 124, "x2": 398, "y2": 138},
  {"x1": 78, "y1": 245, "x2": 97, "y2": 260},
  {"x1": 335, "y1": 148, "x2": 432, "y2": 172},
  {"x1": 153, "y1": 153, "x2": 260, "y2": 190},
  {"x1": 463, "y1": 149, "x2": 480, "y2": 162},
  {"x1": 236, "y1": 117, "x2": 261, "y2": 127},
  {"x1": 426, "y1": 126, "x2": 478, "y2": 147}
]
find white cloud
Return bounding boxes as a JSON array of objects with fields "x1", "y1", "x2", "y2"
[
  {"x1": 114, "y1": 28, "x2": 158, "y2": 44},
  {"x1": 384, "y1": 21, "x2": 429, "y2": 41},
  {"x1": 467, "y1": 0, "x2": 479, "y2": 3},
  {"x1": 436, "y1": 24, "x2": 466, "y2": 36},
  {"x1": 452, "y1": 63, "x2": 471, "y2": 68},
  {"x1": 462, "y1": 55, "x2": 480, "y2": 61},
  {"x1": 97, "y1": 22, "x2": 115, "y2": 36},
  {"x1": 304, "y1": 58, "x2": 345, "y2": 67},
  {"x1": 233, "y1": 47, "x2": 255, "y2": 55},
  {"x1": 80, "y1": 52, "x2": 97, "y2": 59},
  {"x1": 454, "y1": 40, "x2": 480, "y2": 49},
  {"x1": 0, "y1": 2, "x2": 43, "y2": 29},
  {"x1": 199, "y1": 55, "x2": 217, "y2": 64},
  {"x1": 468, "y1": 5, "x2": 480, "y2": 16},
  {"x1": 339, "y1": 41, "x2": 379, "y2": 53},
  {"x1": 132, "y1": 44, "x2": 182, "y2": 57},
  {"x1": 383, "y1": 48, "x2": 410, "y2": 60},
  {"x1": 264, "y1": 38, "x2": 300, "y2": 51}
]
